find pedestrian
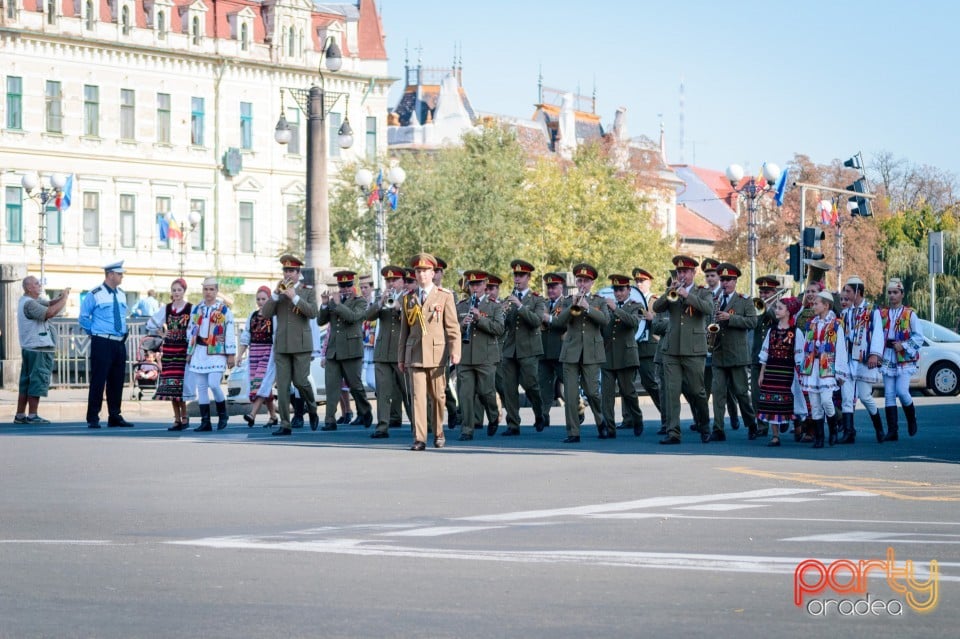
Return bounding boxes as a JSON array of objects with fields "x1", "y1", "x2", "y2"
[
  {"x1": 398, "y1": 253, "x2": 461, "y2": 451},
  {"x1": 796, "y1": 291, "x2": 848, "y2": 448},
  {"x1": 14, "y1": 276, "x2": 69, "y2": 424},
  {"x1": 185, "y1": 277, "x2": 237, "y2": 431},
  {"x1": 146, "y1": 278, "x2": 193, "y2": 431},
  {"x1": 879, "y1": 278, "x2": 923, "y2": 440},
  {"x1": 756, "y1": 297, "x2": 801, "y2": 446},
  {"x1": 260, "y1": 254, "x2": 319, "y2": 435},
  {"x1": 79, "y1": 260, "x2": 135, "y2": 429},
  {"x1": 132, "y1": 289, "x2": 160, "y2": 318},
  {"x1": 237, "y1": 285, "x2": 279, "y2": 428}
]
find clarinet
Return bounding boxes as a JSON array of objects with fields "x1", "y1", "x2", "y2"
[{"x1": 462, "y1": 294, "x2": 479, "y2": 343}]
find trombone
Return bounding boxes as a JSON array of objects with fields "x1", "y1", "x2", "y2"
[{"x1": 753, "y1": 288, "x2": 788, "y2": 312}]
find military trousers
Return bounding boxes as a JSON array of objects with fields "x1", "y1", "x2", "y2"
[
  {"x1": 324, "y1": 356, "x2": 371, "y2": 424},
  {"x1": 275, "y1": 351, "x2": 316, "y2": 428},
  {"x1": 457, "y1": 363, "x2": 499, "y2": 436},
  {"x1": 503, "y1": 355, "x2": 545, "y2": 430},
  {"x1": 409, "y1": 364, "x2": 446, "y2": 444},
  {"x1": 562, "y1": 361, "x2": 602, "y2": 437},
  {"x1": 635, "y1": 354, "x2": 661, "y2": 414},
  {"x1": 374, "y1": 361, "x2": 410, "y2": 434},
  {"x1": 601, "y1": 365, "x2": 644, "y2": 429},
  {"x1": 711, "y1": 364, "x2": 757, "y2": 432},
  {"x1": 662, "y1": 353, "x2": 709, "y2": 439},
  {"x1": 538, "y1": 357, "x2": 564, "y2": 426}
]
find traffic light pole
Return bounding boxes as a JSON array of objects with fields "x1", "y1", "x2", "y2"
[{"x1": 794, "y1": 181, "x2": 878, "y2": 243}]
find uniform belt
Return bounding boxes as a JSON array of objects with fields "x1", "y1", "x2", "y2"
[{"x1": 92, "y1": 333, "x2": 125, "y2": 342}]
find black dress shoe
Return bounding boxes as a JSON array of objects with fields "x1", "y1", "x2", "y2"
[
  {"x1": 616, "y1": 422, "x2": 630, "y2": 430},
  {"x1": 108, "y1": 418, "x2": 135, "y2": 428},
  {"x1": 633, "y1": 423, "x2": 644, "y2": 437},
  {"x1": 730, "y1": 419, "x2": 741, "y2": 431},
  {"x1": 710, "y1": 430, "x2": 726, "y2": 442},
  {"x1": 562, "y1": 436, "x2": 581, "y2": 444},
  {"x1": 243, "y1": 414, "x2": 256, "y2": 427},
  {"x1": 271, "y1": 427, "x2": 293, "y2": 436},
  {"x1": 659, "y1": 436, "x2": 681, "y2": 445},
  {"x1": 700, "y1": 430, "x2": 711, "y2": 443},
  {"x1": 266, "y1": 417, "x2": 279, "y2": 427},
  {"x1": 656, "y1": 426, "x2": 667, "y2": 436},
  {"x1": 410, "y1": 441, "x2": 426, "y2": 451},
  {"x1": 359, "y1": 413, "x2": 373, "y2": 428},
  {"x1": 605, "y1": 425, "x2": 617, "y2": 439},
  {"x1": 433, "y1": 438, "x2": 446, "y2": 449},
  {"x1": 291, "y1": 415, "x2": 305, "y2": 429},
  {"x1": 370, "y1": 431, "x2": 389, "y2": 439},
  {"x1": 884, "y1": 431, "x2": 899, "y2": 442},
  {"x1": 350, "y1": 414, "x2": 364, "y2": 426},
  {"x1": 534, "y1": 419, "x2": 545, "y2": 433},
  {"x1": 337, "y1": 413, "x2": 353, "y2": 425},
  {"x1": 309, "y1": 412, "x2": 320, "y2": 431},
  {"x1": 458, "y1": 433, "x2": 474, "y2": 441},
  {"x1": 388, "y1": 421, "x2": 402, "y2": 429},
  {"x1": 321, "y1": 423, "x2": 337, "y2": 431},
  {"x1": 689, "y1": 424, "x2": 700, "y2": 432},
  {"x1": 194, "y1": 424, "x2": 213, "y2": 432},
  {"x1": 502, "y1": 429, "x2": 520, "y2": 437},
  {"x1": 487, "y1": 421, "x2": 499, "y2": 437},
  {"x1": 168, "y1": 422, "x2": 188, "y2": 432},
  {"x1": 87, "y1": 421, "x2": 101, "y2": 429}
]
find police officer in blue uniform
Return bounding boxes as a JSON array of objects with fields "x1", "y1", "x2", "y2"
[{"x1": 79, "y1": 260, "x2": 134, "y2": 429}]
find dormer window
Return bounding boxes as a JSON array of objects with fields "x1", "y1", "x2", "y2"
[
  {"x1": 227, "y1": 7, "x2": 255, "y2": 53},
  {"x1": 85, "y1": 0, "x2": 95, "y2": 30},
  {"x1": 179, "y1": 0, "x2": 208, "y2": 46},
  {"x1": 192, "y1": 16, "x2": 201, "y2": 44},
  {"x1": 46, "y1": 0, "x2": 56, "y2": 25},
  {"x1": 157, "y1": 11, "x2": 166, "y2": 38},
  {"x1": 240, "y1": 23, "x2": 249, "y2": 50},
  {"x1": 121, "y1": 5, "x2": 130, "y2": 35}
]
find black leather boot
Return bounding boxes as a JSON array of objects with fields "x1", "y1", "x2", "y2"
[
  {"x1": 838, "y1": 413, "x2": 856, "y2": 444},
  {"x1": 194, "y1": 404, "x2": 212, "y2": 431},
  {"x1": 827, "y1": 413, "x2": 839, "y2": 446},
  {"x1": 793, "y1": 417, "x2": 804, "y2": 442},
  {"x1": 216, "y1": 401, "x2": 228, "y2": 430},
  {"x1": 812, "y1": 418, "x2": 825, "y2": 449},
  {"x1": 870, "y1": 410, "x2": 884, "y2": 443},
  {"x1": 291, "y1": 396, "x2": 305, "y2": 429},
  {"x1": 884, "y1": 405, "x2": 899, "y2": 441},
  {"x1": 903, "y1": 402, "x2": 918, "y2": 437}
]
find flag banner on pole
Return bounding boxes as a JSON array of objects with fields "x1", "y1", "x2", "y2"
[
  {"x1": 158, "y1": 215, "x2": 170, "y2": 242},
  {"x1": 774, "y1": 168, "x2": 788, "y2": 206}
]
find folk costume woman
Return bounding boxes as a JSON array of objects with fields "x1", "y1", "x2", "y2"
[
  {"x1": 795, "y1": 291, "x2": 848, "y2": 449},
  {"x1": 756, "y1": 297, "x2": 802, "y2": 447},
  {"x1": 237, "y1": 286, "x2": 278, "y2": 427},
  {"x1": 879, "y1": 278, "x2": 923, "y2": 440},
  {"x1": 147, "y1": 278, "x2": 193, "y2": 431},
  {"x1": 185, "y1": 277, "x2": 237, "y2": 431}
]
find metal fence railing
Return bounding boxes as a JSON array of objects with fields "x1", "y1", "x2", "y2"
[{"x1": 49, "y1": 318, "x2": 151, "y2": 389}]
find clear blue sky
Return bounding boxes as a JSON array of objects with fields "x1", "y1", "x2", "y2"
[{"x1": 380, "y1": 0, "x2": 959, "y2": 179}]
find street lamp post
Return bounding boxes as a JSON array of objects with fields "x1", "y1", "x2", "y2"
[
  {"x1": 724, "y1": 162, "x2": 781, "y2": 297},
  {"x1": 21, "y1": 172, "x2": 67, "y2": 288},
  {"x1": 167, "y1": 208, "x2": 202, "y2": 279},
  {"x1": 274, "y1": 36, "x2": 354, "y2": 281},
  {"x1": 355, "y1": 164, "x2": 406, "y2": 292}
]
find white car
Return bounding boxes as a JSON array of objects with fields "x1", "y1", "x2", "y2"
[{"x1": 872, "y1": 318, "x2": 960, "y2": 396}]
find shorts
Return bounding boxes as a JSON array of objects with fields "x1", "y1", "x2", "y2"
[{"x1": 19, "y1": 349, "x2": 54, "y2": 397}]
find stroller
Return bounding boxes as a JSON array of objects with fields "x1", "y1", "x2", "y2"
[{"x1": 133, "y1": 335, "x2": 164, "y2": 400}]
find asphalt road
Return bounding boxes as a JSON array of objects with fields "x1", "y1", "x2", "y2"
[{"x1": 1, "y1": 397, "x2": 959, "y2": 639}]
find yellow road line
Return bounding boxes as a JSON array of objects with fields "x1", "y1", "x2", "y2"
[{"x1": 722, "y1": 466, "x2": 960, "y2": 502}]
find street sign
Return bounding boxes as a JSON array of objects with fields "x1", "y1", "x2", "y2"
[
  {"x1": 220, "y1": 276, "x2": 245, "y2": 286},
  {"x1": 929, "y1": 231, "x2": 944, "y2": 274}
]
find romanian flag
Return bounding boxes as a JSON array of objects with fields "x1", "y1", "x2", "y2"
[
  {"x1": 366, "y1": 169, "x2": 383, "y2": 207},
  {"x1": 167, "y1": 216, "x2": 183, "y2": 240}
]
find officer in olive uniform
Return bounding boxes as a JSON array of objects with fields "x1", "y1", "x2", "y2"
[
  {"x1": 751, "y1": 275, "x2": 780, "y2": 430},
  {"x1": 555, "y1": 263, "x2": 610, "y2": 443},
  {"x1": 538, "y1": 272, "x2": 566, "y2": 429},
  {"x1": 261, "y1": 255, "x2": 319, "y2": 435},
  {"x1": 368, "y1": 265, "x2": 412, "y2": 438},
  {"x1": 456, "y1": 270, "x2": 505, "y2": 440},
  {"x1": 500, "y1": 259, "x2": 548, "y2": 435},
  {"x1": 701, "y1": 257, "x2": 741, "y2": 432},
  {"x1": 317, "y1": 270, "x2": 373, "y2": 430},
  {"x1": 708, "y1": 263, "x2": 760, "y2": 441},
  {"x1": 652, "y1": 255, "x2": 714, "y2": 444},
  {"x1": 631, "y1": 268, "x2": 661, "y2": 418},
  {"x1": 600, "y1": 274, "x2": 644, "y2": 436},
  {"x1": 485, "y1": 274, "x2": 507, "y2": 408}
]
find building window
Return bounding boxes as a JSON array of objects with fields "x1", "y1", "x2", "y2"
[
  {"x1": 157, "y1": 11, "x2": 166, "y2": 38},
  {"x1": 191, "y1": 96, "x2": 204, "y2": 146},
  {"x1": 46, "y1": 0, "x2": 56, "y2": 25},
  {"x1": 189, "y1": 199, "x2": 205, "y2": 250},
  {"x1": 6, "y1": 0, "x2": 17, "y2": 20},
  {"x1": 287, "y1": 27, "x2": 295, "y2": 57},
  {"x1": 119, "y1": 194, "x2": 136, "y2": 248},
  {"x1": 156, "y1": 93, "x2": 171, "y2": 144},
  {"x1": 121, "y1": 5, "x2": 130, "y2": 35},
  {"x1": 366, "y1": 116, "x2": 377, "y2": 160},
  {"x1": 240, "y1": 101, "x2": 253, "y2": 150},
  {"x1": 328, "y1": 112, "x2": 341, "y2": 158},
  {"x1": 240, "y1": 22, "x2": 249, "y2": 51},
  {"x1": 6, "y1": 76, "x2": 22, "y2": 130},
  {"x1": 45, "y1": 202, "x2": 62, "y2": 245},
  {"x1": 5, "y1": 186, "x2": 23, "y2": 243},
  {"x1": 192, "y1": 16, "x2": 201, "y2": 45},
  {"x1": 45, "y1": 80, "x2": 63, "y2": 133},
  {"x1": 85, "y1": 0, "x2": 95, "y2": 30},
  {"x1": 82, "y1": 191, "x2": 100, "y2": 247},
  {"x1": 83, "y1": 85, "x2": 100, "y2": 137},
  {"x1": 238, "y1": 202, "x2": 254, "y2": 253},
  {"x1": 120, "y1": 89, "x2": 135, "y2": 140},
  {"x1": 285, "y1": 107, "x2": 300, "y2": 155},
  {"x1": 155, "y1": 196, "x2": 170, "y2": 248},
  {"x1": 286, "y1": 202, "x2": 303, "y2": 250}
]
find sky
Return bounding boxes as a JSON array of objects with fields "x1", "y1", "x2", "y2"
[{"x1": 379, "y1": 0, "x2": 960, "y2": 180}]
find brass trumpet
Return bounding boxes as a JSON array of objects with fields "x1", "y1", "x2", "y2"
[
  {"x1": 666, "y1": 282, "x2": 681, "y2": 302},
  {"x1": 753, "y1": 288, "x2": 788, "y2": 312},
  {"x1": 569, "y1": 294, "x2": 587, "y2": 316},
  {"x1": 276, "y1": 278, "x2": 295, "y2": 294},
  {"x1": 384, "y1": 294, "x2": 398, "y2": 309}
]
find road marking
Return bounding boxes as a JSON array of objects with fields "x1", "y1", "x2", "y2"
[
  {"x1": 723, "y1": 466, "x2": 960, "y2": 501},
  {"x1": 785, "y1": 531, "x2": 960, "y2": 544},
  {"x1": 0, "y1": 539, "x2": 113, "y2": 545},
  {"x1": 590, "y1": 514, "x2": 960, "y2": 526},
  {"x1": 386, "y1": 525, "x2": 507, "y2": 537},
  {"x1": 676, "y1": 504, "x2": 768, "y2": 512},
  {"x1": 744, "y1": 497, "x2": 824, "y2": 503}
]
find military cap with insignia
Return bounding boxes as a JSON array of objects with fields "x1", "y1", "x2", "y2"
[
  {"x1": 700, "y1": 257, "x2": 720, "y2": 273},
  {"x1": 402, "y1": 268, "x2": 416, "y2": 283},
  {"x1": 755, "y1": 274, "x2": 780, "y2": 289},
  {"x1": 632, "y1": 267, "x2": 653, "y2": 282},
  {"x1": 410, "y1": 253, "x2": 438, "y2": 270},
  {"x1": 510, "y1": 259, "x2": 536, "y2": 275},
  {"x1": 672, "y1": 255, "x2": 699, "y2": 269},
  {"x1": 608, "y1": 273, "x2": 632, "y2": 287},
  {"x1": 103, "y1": 260, "x2": 126, "y2": 274},
  {"x1": 279, "y1": 254, "x2": 304, "y2": 269},
  {"x1": 716, "y1": 262, "x2": 741, "y2": 278},
  {"x1": 543, "y1": 272, "x2": 565, "y2": 286},
  {"x1": 571, "y1": 262, "x2": 598, "y2": 280},
  {"x1": 486, "y1": 273, "x2": 503, "y2": 286},
  {"x1": 381, "y1": 265, "x2": 404, "y2": 280},
  {"x1": 463, "y1": 269, "x2": 488, "y2": 284},
  {"x1": 333, "y1": 270, "x2": 357, "y2": 286},
  {"x1": 434, "y1": 257, "x2": 448, "y2": 270}
]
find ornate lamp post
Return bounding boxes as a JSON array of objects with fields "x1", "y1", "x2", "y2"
[
  {"x1": 274, "y1": 36, "x2": 354, "y2": 281},
  {"x1": 166, "y1": 207, "x2": 202, "y2": 279},
  {"x1": 725, "y1": 162, "x2": 781, "y2": 296},
  {"x1": 21, "y1": 171, "x2": 67, "y2": 287},
  {"x1": 355, "y1": 163, "x2": 406, "y2": 291}
]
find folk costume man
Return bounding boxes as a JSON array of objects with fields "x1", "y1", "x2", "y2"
[
  {"x1": 318, "y1": 270, "x2": 374, "y2": 430},
  {"x1": 261, "y1": 254, "x2": 319, "y2": 436},
  {"x1": 456, "y1": 270, "x2": 505, "y2": 440},
  {"x1": 838, "y1": 276, "x2": 885, "y2": 443},
  {"x1": 500, "y1": 259, "x2": 548, "y2": 435},
  {"x1": 398, "y1": 253, "x2": 461, "y2": 451},
  {"x1": 600, "y1": 274, "x2": 645, "y2": 437},
  {"x1": 368, "y1": 265, "x2": 412, "y2": 439}
]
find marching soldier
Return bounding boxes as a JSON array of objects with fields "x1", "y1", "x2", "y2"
[
  {"x1": 485, "y1": 273, "x2": 507, "y2": 411},
  {"x1": 554, "y1": 263, "x2": 609, "y2": 443},
  {"x1": 631, "y1": 268, "x2": 661, "y2": 419},
  {"x1": 600, "y1": 274, "x2": 644, "y2": 436},
  {"x1": 751, "y1": 275, "x2": 780, "y2": 431},
  {"x1": 430, "y1": 257, "x2": 459, "y2": 432},
  {"x1": 317, "y1": 270, "x2": 374, "y2": 430},
  {"x1": 539, "y1": 272, "x2": 566, "y2": 429},
  {"x1": 701, "y1": 257, "x2": 741, "y2": 432},
  {"x1": 499, "y1": 259, "x2": 548, "y2": 436},
  {"x1": 652, "y1": 255, "x2": 714, "y2": 445},
  {"x1": 456, "y1": 270, "x2": 505, "y2": 440},
  {"x1": 707, "y1": 263, "x2": 760, "y2": 441},
  {"x1": 367, "y1": 265, "x2": 412, "y2": 439}
]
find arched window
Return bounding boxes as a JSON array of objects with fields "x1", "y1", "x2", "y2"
[
  {"x1": 192, "y1": 15, "x2": 201, "y2": 45},
  {"x1": 157, "y1": 11, "x2": 166, "y2": 39},
  {"x1": 121, "y1": 5, "x2": 130, "y2": 35},
  {"x1": 287, "y1": 25, "x2": 295, "y2": 57},
  {"x1": 85, "y1": 0, "x2": 94, "y2": 30},
  {"x1": 240, "y1": 22, "x2": 249, "y2": 51}
]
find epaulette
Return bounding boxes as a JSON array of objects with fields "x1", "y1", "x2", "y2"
[
  {"x1": 739, "y1": 293, "x2": 750, "y2": 299},
  {"x1": 91, "y1": 286, "x2": 103, "y2": 294},
  {"x1": 530, "y1": 291, "x2": 541, "y2": 297},
  {"x1": 438, "y1": 286, "x2": 452, "y2": 293},
  {"x1": 302, "y1": 284, "x2": 314, "y2": 289}
]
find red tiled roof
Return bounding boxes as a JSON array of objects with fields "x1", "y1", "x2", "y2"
[
  {"x1": 357, "y1": 0, "x2": 387, "y2": 60},
  {"x1": 676, "y1": 203, "x2": 723, "y2": 242}
]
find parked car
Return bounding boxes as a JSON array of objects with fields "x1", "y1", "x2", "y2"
[{"x1": 872, "y1": 318, "x2": 960, "y2": 396}]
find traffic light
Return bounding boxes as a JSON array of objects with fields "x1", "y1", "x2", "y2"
[
  {"x1": 802, "y1": 227, "x2": 825, "y2": 249},
  {"x1": 843, "y1": 155, "x2": 862, "y2": 170},
  {"x1": 846, "y1": 178, "x2": 872, "y2": 216},
  {"x1": 786, "y1": 243, "x2": 802, "y2": 282}
]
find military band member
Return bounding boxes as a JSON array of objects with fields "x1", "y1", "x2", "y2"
[
  {"x1": 398, "y1": 253, "x2": 461, "y2": 451},
  {"x1": 838, "y1": 276, "x2": 885, "y2": 443},
  {"x1": 499, "y1": 259, "x2": 547, "y2": 436},
  {"x1": 701, "y1": 257, "x2": 741, "y2": 432},
  {"x1": 317, "y1": 270, "x2": 374, "y2": 430},
  {"x1": 554, "y1": 263, "x2": 609, "y2": 443},
  {"x1": 485, "y1": 273, "x2": 507, "y2": 411},
  {"x1": 430, "y1": 257, "x2": 460, "y2": 432},
  {"x1": 456, "y1": 271, "x2": 505, "y2": 440},
  {"x1": 751, "y1": 275, "x2": 780, "y2": 431},
  {"x1": 600, "y1": 274, "x2": 645, "y2": 436},
  {"x1": 539, "y1": 272, "x2": 567, "y2": 429},
  {"x1": 708, "y1": 263, "x2": 760, "y2": 441},
  {"x1": 368, "y1": 266, "x2": 412, "y2": 438},
  {"x1": 631, "y1": 268, "x2": 661, "y2": 419},
  {"x1": 652, "y1": 255, "x2": 714, "y2": 445}
]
